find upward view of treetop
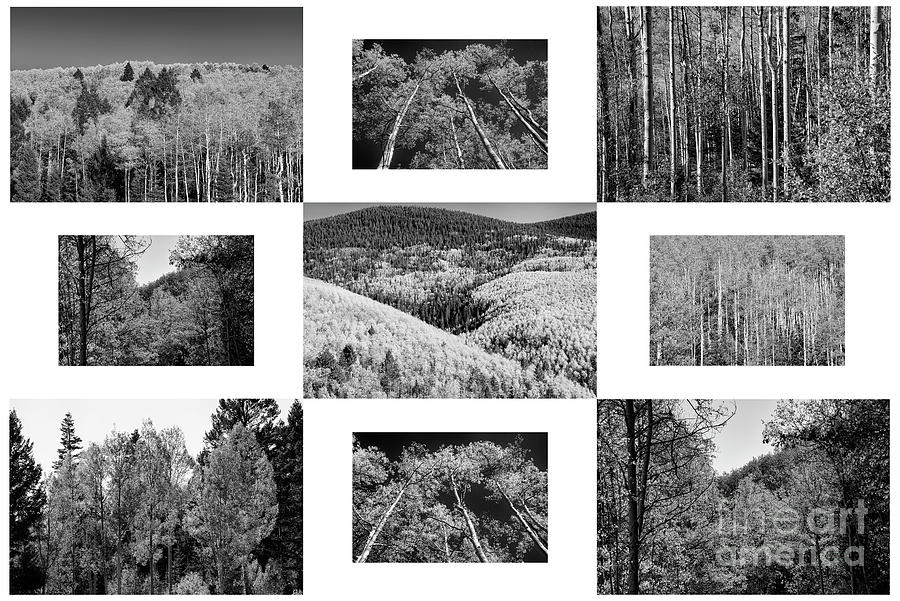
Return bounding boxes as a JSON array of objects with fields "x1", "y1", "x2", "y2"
[
  {"x1": 353, "y1": 434, "x2": 547, "y2": 563},
  {"x1": 11, "y1": 59, "x2": 302, "y2": 202},
  {"x1": 597, "y1": 6, "x2": 890, "y2": 202},
  {"x1": 353, "y1": 40, "x2": 548, "y2": 169},
  {"x1": 9, "y1": 399, "x2": 303, "y2": 595}
]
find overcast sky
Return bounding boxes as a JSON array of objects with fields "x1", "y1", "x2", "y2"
[
  {"x1": 713, "y1": 400, "x2": 778, "y2": 473},
  {"x1": 10, "y1": 399, "x2": 292, "y2": 475},
  {"x1": 11, "y1": 7, "x2": 303, "y2": 70},
  {"x1": 303, "y1": 202, "x2": 594, "y2": 223},
  {"x1": 125, "y1": 236, "x2": 178, "y2": 285}
]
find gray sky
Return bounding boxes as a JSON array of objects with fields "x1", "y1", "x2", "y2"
[
  {"x1": 129, "y1": 236, "x2": 179, "y2": 285},
  {"x1": 713, "y1": 400, "x2": 779, "y2": 473},
  {"x1": 303, "y1": 202, "x2": 596, "y2": 223},
  {"x1": 11, "y1": 7, "x2": 303, "y2": 70},
  {"x1": 10, "y1": 399, "x2": 292, "y2": 475}
]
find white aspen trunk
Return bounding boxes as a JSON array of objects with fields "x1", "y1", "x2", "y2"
[
  {"x1": 379, "y1": 78, "x2": 422, "y2": 169},
  {"x1": 641, "y1": 6, "x2": 654, "y2": 188}
]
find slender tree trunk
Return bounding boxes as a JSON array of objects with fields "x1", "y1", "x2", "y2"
[
  {"x1": 496, "y1": 482, "x2": 548, "y2": 557},
  {"x1": 668, "y1": 8, "x2": 677, "y2": 200},
  {"x1": 451, "y1": 472, "x2": 489, "y2": 562},
  {"x1": 759, "y1": 8, "x2": 768, "y2": 198},
  {"x1": 379, "y1": 77, "x2": 423, "y2": 169},
  {"x1": 782, "y1": 7, "x2": 791, "y2": 195},
  {"x1": 355, "y1": 480, "x2": 412, "y2": 563},
  {"x1": 454, "y1": 74, "x2": 506, "y2": 169},
  {"x1": 721, "y1": 7, "x2": 730, "y2": 202},
  {"x1": 870, "y1": 6, "x2": 884, "y2": 91},
  {"x1": 641, "y1": 7, "x2": 654, "y2": 188}
]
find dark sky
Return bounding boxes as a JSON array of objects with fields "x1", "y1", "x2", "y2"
[
  {"x1": 354, "y1": 432, "x2": 548, "y2": 471},
  {"x1": 303, "y1": 202, "x2": 594, "y2": 224},
  {"x1": 11, "y1": 7, "x2": 303, "y2": 69},
  {"x1": 360, "y1": 39, "x2": 547, "y2": 64},
  {"x1": 353, "y1": 39, "x2": 546, "y2": 169}
]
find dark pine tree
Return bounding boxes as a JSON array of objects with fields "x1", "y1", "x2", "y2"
[
  {"x1": 259, "y1": 401, "x2": 303, "y2": 593},
  {"x1": 190, "y1": 67, "x2": 203, "y2": 82},
  {"x1": 202, "y1": 399, "x2": 282, "y2": 459},
  {"x1": 9, "y1": 411, "x2": 46, "y2": 594},
  {"x1": 120, "y1": 61, "x2": 134, "y2": 82},
  {"x1": 11, "y1": 143, "x2": 41, "y2": 202},
  {"x1": 52, "y1": 412, "x2": 83, "y2": 469},
  {"x1": 73, "y1": 68, "x2": 84, "y2": 81}
]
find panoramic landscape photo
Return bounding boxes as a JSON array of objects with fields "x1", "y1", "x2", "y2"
[
  {"x1": 58, "y1": 235, "x2": 254, "y2": 366},
  {"x1": 598, "y1": 399, "x2": 889, "y2": 594},
  {"x1": 597, "y1": 7, "x2": 890, "y2": 202},
  {"x1": 11, "y1": 7, "x2": 303, "y2": 202},
  {"x1": 10, "y1": 399, "x2": 303, "y2": 594},
  {"x1": 303, "y1": 203, "x2": 596, "y2": 398},
  {"x1": 650, "y1": 235, "x2": 845, "y2": 366},
  {"x1": 354, "y1": 432, "x2": 547, "y2": 563},
  {"x1": 353, "y1": 39, "x2": 547, "y2": 169}
]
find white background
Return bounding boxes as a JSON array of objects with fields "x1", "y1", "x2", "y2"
[{"x1": 1, "y1": 0, "x2": 898, "y2": 599}]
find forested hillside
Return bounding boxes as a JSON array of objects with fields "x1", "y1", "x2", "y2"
[
  {"x1": 9, "y1": 400, "x2": 303, "y2": 595},
  {"x1": 303, "y1": 206, "x2": 597, "y2": 398},
  {"x1": 303, "y1": 278, "x2": 591, "y2": 399},
  {"x1": 353, "y1": 41, "x2": 547, "y2": 169},
  {"x1": 58, "y1": 235, "x2": 254, "y2": 366},
  {"x1": 597, "y1": 7, "x2": 890, "y2": 201},
  {"x1": 11, "y1": 61, "x2": 302, "y2": 202},
  {"x1": 597, "y1": 399, "x2": 889, "y2": 594},
  {"x1": 353, "y1": 435, "x2": 547, "y2": 562},
  {"x1": 650, "y1": 236, "x2": 844, "y2": 366}
]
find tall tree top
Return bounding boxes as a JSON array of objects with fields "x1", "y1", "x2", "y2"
[{"x1": 53, "y1": 411, "x2": 83, "y2": 469}]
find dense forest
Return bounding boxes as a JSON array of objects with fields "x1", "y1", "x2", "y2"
[
  {"x1": 353, "y1": 41, "x2": 547, "y2": 169},
  {"x1": 650, "y1": 236, "x2": 844, "y2": 366},
  {"x1": 11, "y1": 61, "x2": 302, "y2": 202},
  {"x1": 9, "y1": 400, "x2": 303, "y2": 595},
  {"x1": 303, "y1": 206, "x2": 596, "y2": 398},
  {"x1": 58, "y1": 235, "x2": 254, "y2": 366},
  {"x1": 353, "y1": 434, "x2": 547, "y2": 562},
  {"x1": 597, "y1": 7, "x2": 890, "y2": 201},
  {"x1": 597, "y1": 399, "x2": 889, "y2": 594}
]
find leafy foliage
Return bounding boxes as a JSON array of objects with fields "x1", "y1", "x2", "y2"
[
  {"x1": 9, "y1": 400, "x2": 302, "y2": 595},
  {"x1": 11, "y1": 60, "x2": 302, "y2": 202},
  {"x1": 597, "y1": 399, "x2": 889, "y2": 594}
]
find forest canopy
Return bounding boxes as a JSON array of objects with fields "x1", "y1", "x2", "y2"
[
  {"x1": 58, "y1": 235, "x2": 254, "y2": 366},
  {"x1": 650, "y1": 235, "x2": 844, "y2": 366},
  {"x1": 11, "y1": 61, "x2": 302, "y2": 202},
  {"x1": 353, "y1": 433, "x2": 547, "y2": 563},
  {"x1": 9, "y1": 399, "x2": 303, "y2": 595},
  {"x1": 353, "y1": 40, "x2": 547, "y2": 169},
  {"x1": 597, "y1": 7, "x2": 890, "y2": 201},
  {"x1": 597, "y1": 399, "x2": 889, "y2": 594}
]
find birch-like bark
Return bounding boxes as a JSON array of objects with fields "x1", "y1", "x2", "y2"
[
  {"x1": 450, "y1": 472, "x2": 489, "y2": 562},
  {"x1": 379, "y1": 77, "x2": 423, "y2": 169},
  {"x1": 454, "y1": 74, "x2": 506, "y2": 169}
]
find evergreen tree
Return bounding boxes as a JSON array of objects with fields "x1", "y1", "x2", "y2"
[
  {"x1": 53, "y1": 412, "x2": 83, "y2": 469},
  {"x1": 73, "y1": 68, "x2": 83, "y2": 81},
  {"x1": 263, "y1": 401, "x2": 303, "y2": 593},
  {"x1": 203, "y1": 399, "x2": 281, "y2": 458},
  {"x1": 11, "y1": 143, "x2": 41, "y2": 202},
  {"x1": 120, "y1": 61, "x2": 134, "y2": 82},
  {"x1": 9, "y1": 411, "x2": 46, "y2": 594},
  {"x1": 190, "y1": 67, "x2": 203, "y2": 82}
]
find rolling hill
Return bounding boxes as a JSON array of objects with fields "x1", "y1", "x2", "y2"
[{"x1": 303, "y1": 278, "x2": 592, "y2": 399}]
